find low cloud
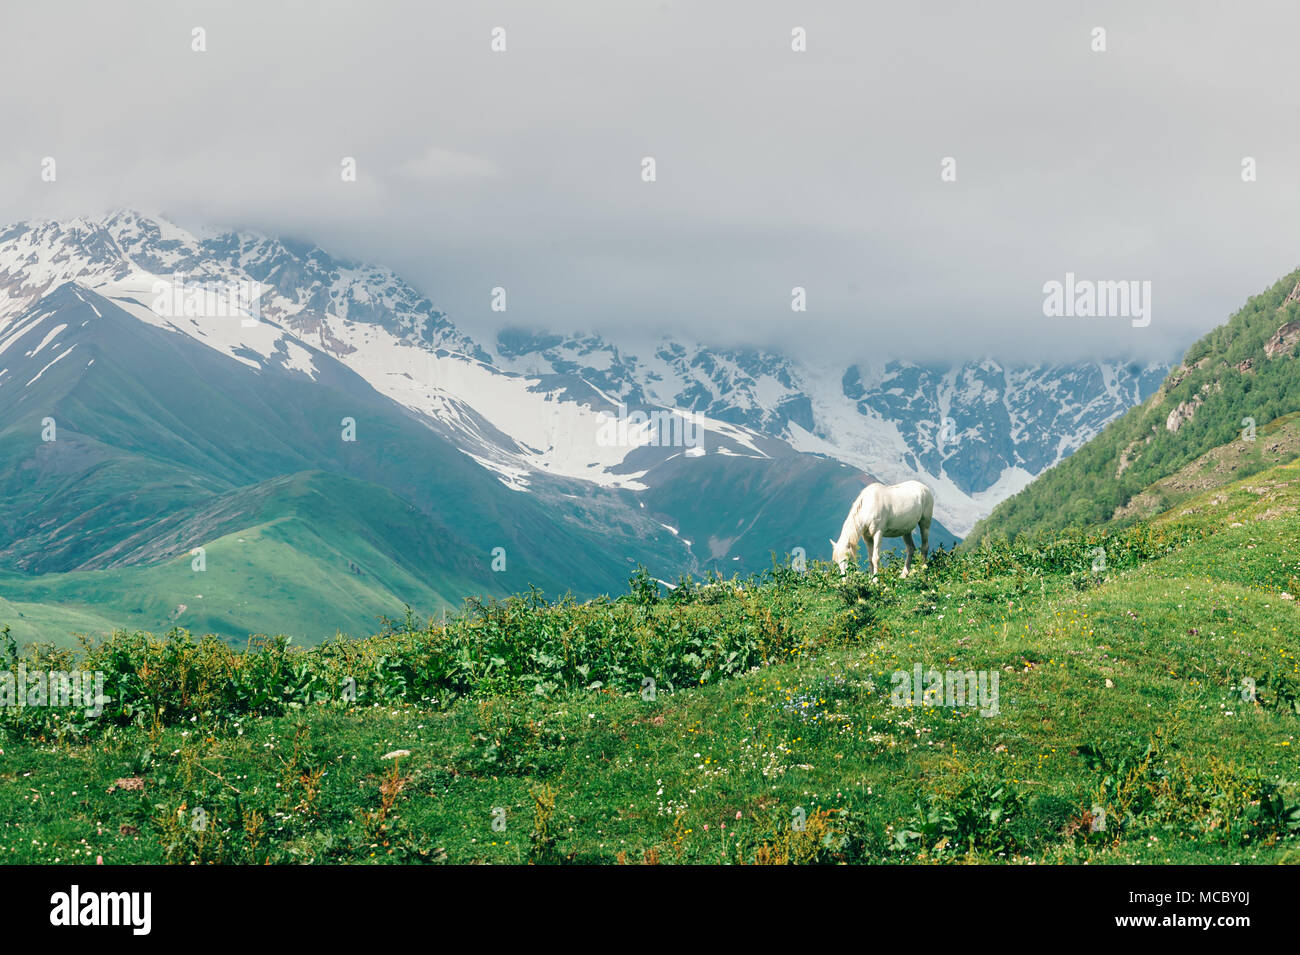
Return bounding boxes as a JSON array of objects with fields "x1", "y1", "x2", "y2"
[
  {"x1": 2, "y1": 0, "x2": 1298, "y2": 366},
  {"x1": 395, "y1": 147, "x2": 501, "y2": 183}
]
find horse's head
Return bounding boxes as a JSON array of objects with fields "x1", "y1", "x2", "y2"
[{"x1": 830, "y1": 535, "x2": 855, "y2": 574}]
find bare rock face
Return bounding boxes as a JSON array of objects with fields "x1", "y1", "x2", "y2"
[
  {"x1": 1116, "y1": 442, "x2": 1139, "y2": 477},
  {"x1": 1166, "y1": 396, "x2": 1203, "y2": 433},
  {"x1": 1265, "y1": 321, "x2": 1300, "y2": 358}
]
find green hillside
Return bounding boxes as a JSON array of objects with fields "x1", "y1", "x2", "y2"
[
  {"x1": 3, "y1": 454, "x2": 1297, "y2": 864},
  {"x1": 0, "y1": 285, "x2": 693, "y2": 640},
  {"x1": 967, "y1": 269, "x2": 1300, "y2": 544},
  {"x1": 0, "y1": 471, "x2": 496, "y2": 647}
]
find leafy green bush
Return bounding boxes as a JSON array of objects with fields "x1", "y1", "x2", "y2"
[{"x1": 889, "y1": 777, "x2": 1030, "y2": 860}]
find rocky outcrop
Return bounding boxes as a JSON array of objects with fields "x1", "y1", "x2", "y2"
[
  {"x1": 1282, "y1": 279, "x2": 1300, "y2": 308},
  {"x1": 1265, "y1": 320, "x2": 1300, "y2": 358},
  {"x1": 1166, "y1": 395, "x2": 1203, "y2": 433}
]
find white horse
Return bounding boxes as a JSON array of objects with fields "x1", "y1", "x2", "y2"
[{"x1": 831, "y1": 480, "x2": 934, "y2": 577}]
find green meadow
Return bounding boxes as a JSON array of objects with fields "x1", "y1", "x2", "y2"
[{"x1": 1, "y1": 458, "x2": 1297, "y2": 864}]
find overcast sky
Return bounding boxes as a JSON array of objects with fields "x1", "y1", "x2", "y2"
[{"x1": 4, "y1": 0, "x2": 1299, "y2": 365}]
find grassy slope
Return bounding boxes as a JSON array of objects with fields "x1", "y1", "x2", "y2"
[
  {"x1": 967, "y1": 269, "x2": 1300, "y2": 544},
  {"x1": 0, "y1": 471, "x2": 496, "y2": 646},
  {"x1": 1, "y1": 460, "x2": 1297, "y2": 864},
  {"x1": 1110, "y1": 411, "x2": 1300, "y2": 524}
]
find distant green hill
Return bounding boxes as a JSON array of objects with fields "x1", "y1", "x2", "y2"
[
  {"x1": 0, "y1": 471, "x2": 494, "y2": 646},
  {"x1": 968, "y1": 268, "x2": 1300, "y2": 543}
]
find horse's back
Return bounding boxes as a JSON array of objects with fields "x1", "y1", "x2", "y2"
[
  {"x1": 899, "y1": 480, "x2": 934, "y2": 520},
  {"x1": 860, "y1": 480, "x2": 934, "y2": 535},
  {"x1": 884, "y1": 480, "x2": 933, "y2": 515}
]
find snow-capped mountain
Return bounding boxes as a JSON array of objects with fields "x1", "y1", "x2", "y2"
[
  {"x1": 492, "y1": 333, "x2": 1168, "y2": 534},
  {"x1": 0, "y1": 212, "x2": 783, "y2": 500},
  {"x1": 0, "y1": 212, "x2": 1166, "y2": 537}
]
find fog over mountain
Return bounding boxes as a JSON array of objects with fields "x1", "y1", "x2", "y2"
[{"x1": 3, "y1": 0, "x2": 1299, "y2": 367}]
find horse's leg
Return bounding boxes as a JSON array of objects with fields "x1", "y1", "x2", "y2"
[
  {"x1": 919, "y1": 517, "x2": 931, "y2": 568},
  {"x1": 902, "y1": 531, "x2": 915, "y2": 578},
  {"x1": 870, "y1": 530, "x2": 883, "y2": 578}
]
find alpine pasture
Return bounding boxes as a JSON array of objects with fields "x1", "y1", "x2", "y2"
[{"x1": 2, "y1": 460, "x2": 1297, "y2": 864}]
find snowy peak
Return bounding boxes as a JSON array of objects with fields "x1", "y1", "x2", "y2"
[
  {"x1": 0, "y1": 211, "x2": 486, "y2": 362},
  {"x1": 0, "y1": 212, "x2": 1170, "y2": 537}
]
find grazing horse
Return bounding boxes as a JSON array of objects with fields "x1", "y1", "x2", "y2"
[{"x1": 831, "y1": 480, "x2": 934, "y2": 577}]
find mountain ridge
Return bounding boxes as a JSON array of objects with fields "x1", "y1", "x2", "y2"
[{"x1": 0, "y1": 211, "x2": 1169, "y2": 536}]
